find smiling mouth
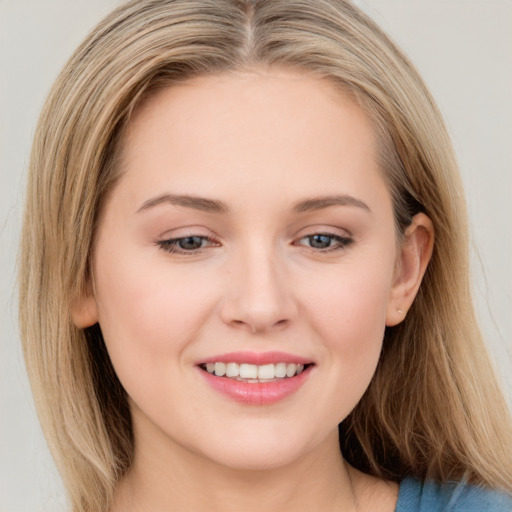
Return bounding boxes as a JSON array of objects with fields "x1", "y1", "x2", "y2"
[{"x1": 199, "y1": 362, "x2": 314, "y2": 382}]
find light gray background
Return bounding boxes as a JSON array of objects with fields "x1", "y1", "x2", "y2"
[{"x1": 1, "y1": 1, "x2": 511, "y2": 510}]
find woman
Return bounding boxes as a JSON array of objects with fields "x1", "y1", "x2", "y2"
[{"x1": 18, "y1": 0, "x2": 512, "y2": 511}]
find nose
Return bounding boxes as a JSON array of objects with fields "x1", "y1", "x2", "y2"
[{"x1": 219, "y1": 245, "x2": 297, "y2": 334}]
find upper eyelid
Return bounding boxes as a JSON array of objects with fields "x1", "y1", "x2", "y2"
[
  {"x1": 293, "y1": 227, "x2": 354, "y2": 242},
  {"x1": 297, "y1": 230, "x2": 351, "y2": 238},
  {"x1": 156, "y1": 229, "x2": 353, "y2": 242},
  {"x1": 156, "y1": 223, "x2": 218, "y2": 236}
]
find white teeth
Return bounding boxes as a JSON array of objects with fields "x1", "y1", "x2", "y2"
[
  {"x1": 239, "y1": 364, "x2": 258, "y2": 379},
  {"x1": 204, "y1": 362, "x2": 309, "y2": 380},
  {"x1": 286, "y1": 363, "x2": 297, "y2": 377},
  {"x1": 226, "y1": 362, "x2": 239, "y2": 378},
  {"x1": 257, "y1": 364, "x2": 275, "y2": 380},
  {"x1": 275, "y1": 362, "x2": 287, "y2": 378},
  {"x1": 214, "y1": 362, "x2": 226, "y2": 377}
]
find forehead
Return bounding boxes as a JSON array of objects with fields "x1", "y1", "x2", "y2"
[
  {"x1": 125, "y1": 68, "x2": 371, "y2": 144},
  {"x1": 116, "y1": 68, "x2": 387, "y2": 210}
]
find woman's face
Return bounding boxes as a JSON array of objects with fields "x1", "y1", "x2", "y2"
[{"x1": 79, "y1": 69, "x2": 423, "y2": 470}]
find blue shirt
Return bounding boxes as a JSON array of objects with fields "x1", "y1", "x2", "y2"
[{"x1": 396, "y1": 477, "x2": 512, "y2": 511}]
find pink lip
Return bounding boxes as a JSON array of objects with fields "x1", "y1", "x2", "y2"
[
  {"x1": 197, "y1": 351, "x2": 313, "y2": 366},
  {"x1": 196, "y1": 364, "x2": 314, "y2": 406}
]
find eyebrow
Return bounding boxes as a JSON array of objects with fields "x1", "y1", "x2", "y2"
[
  {"x1": 292, "y1": 195, "x2": 371, "y2": 213},
  {"x1": 137, "y1": 193, "x2": 228, "y2": 214},
  {"x1": 137, "y1": 193, "x2": 370, "y2": 214}
]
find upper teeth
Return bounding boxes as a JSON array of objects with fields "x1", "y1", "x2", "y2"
[{"x1": 205, "y1": 362, "x2": 305, "y2": 380}]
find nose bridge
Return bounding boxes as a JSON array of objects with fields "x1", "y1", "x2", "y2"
[{"x1": 221, "y1": 238, "x2": 296, "y2": 333}]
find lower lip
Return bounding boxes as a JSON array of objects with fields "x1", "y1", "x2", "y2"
[{"x1": 197, "y1": 366, "x2": 313, "y2": 405}]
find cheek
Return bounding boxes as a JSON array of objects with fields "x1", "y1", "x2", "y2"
[
  {"x1": 92, "y1": 243, "x2": 218, "y2": 376},
  {"x1": 306, "y1": 256, "x2": 393, "y2": 337},
  {"x1": 300, "y1": 255, "x2": 395, "y2": 400}
]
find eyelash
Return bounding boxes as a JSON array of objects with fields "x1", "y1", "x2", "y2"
[
  {"x1": 156, "y1": 235, "x2": 219, "y2": 254},
  {"x1": 295, "y1": 233, "x2": 354, "y2": 252},
  {"x1": 156, "y1": 232, "x2": 354, "y2": 255}
]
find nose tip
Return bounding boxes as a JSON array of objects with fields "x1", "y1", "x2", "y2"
[
  {"x1": 219, "y1": 254, "x2": 296, "y2": 334},
  {"x1": 228, "y1": 308, "x2": 291, "y2": 334}
]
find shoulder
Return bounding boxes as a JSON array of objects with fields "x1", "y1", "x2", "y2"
[{"x1": 395, "y1": 477, "x2": 512, "y2": 512}]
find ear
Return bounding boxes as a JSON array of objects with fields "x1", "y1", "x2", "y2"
[
  {"x1": 386, "y1": 213, "x2": 434, "y2": 326},
  {"x1": 70, "y1": 279, "x2": 99, "y2": 328}
]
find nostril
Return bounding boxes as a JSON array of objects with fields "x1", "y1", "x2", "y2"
[
  {"x1": 275, "y1": 319, "x2": 289, "y2": 329},
  {"x1": 227, "y1": 317, "x2": 290, "y2": 334}
]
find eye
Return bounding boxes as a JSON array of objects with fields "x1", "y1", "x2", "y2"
[
  {"x1": 157, "y1": 235, "x2": 218, "y2": 254},
  {"x1": 297, "y1": 233, "x2": 353, "y2": 252}
]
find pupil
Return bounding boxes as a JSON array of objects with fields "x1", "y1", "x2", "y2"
[
  {"x1": 179, "y1": 236, "x2": 202, "y2": 250},
  {"x1": 310, "y1": 234, "x2": 331, "y2": 249}
]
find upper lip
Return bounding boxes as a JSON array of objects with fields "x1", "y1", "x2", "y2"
[{"x1": 196, "y1": 351, "x2": 314, "y2": 366}]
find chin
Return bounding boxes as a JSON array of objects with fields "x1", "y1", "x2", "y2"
[
  {"x1": 204, "y1": 444, "x2": 308, "y2": 472},
  {"x1": 190, "y1": 424, "x2": 329, "y2": 473}
]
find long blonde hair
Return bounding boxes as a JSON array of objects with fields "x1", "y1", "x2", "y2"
[{"x1": 19, "y1": 1, "x2": 512, "y2": 510}]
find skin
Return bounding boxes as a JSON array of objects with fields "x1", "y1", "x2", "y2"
[{"x1": 73, "y1": 68, "x2": 433, "y2": 511}]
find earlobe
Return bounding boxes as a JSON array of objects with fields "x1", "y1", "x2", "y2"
[
  {"x1": 386, "y1": 213, "x2": 434, "y2": 326},
  {"x1": 70, "y1": 284, "x2": 99, "y2": 328}
]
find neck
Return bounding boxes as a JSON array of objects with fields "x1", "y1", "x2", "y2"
[{"x1": 113, "y1": 428, "x2": 358, "y2": 512}]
